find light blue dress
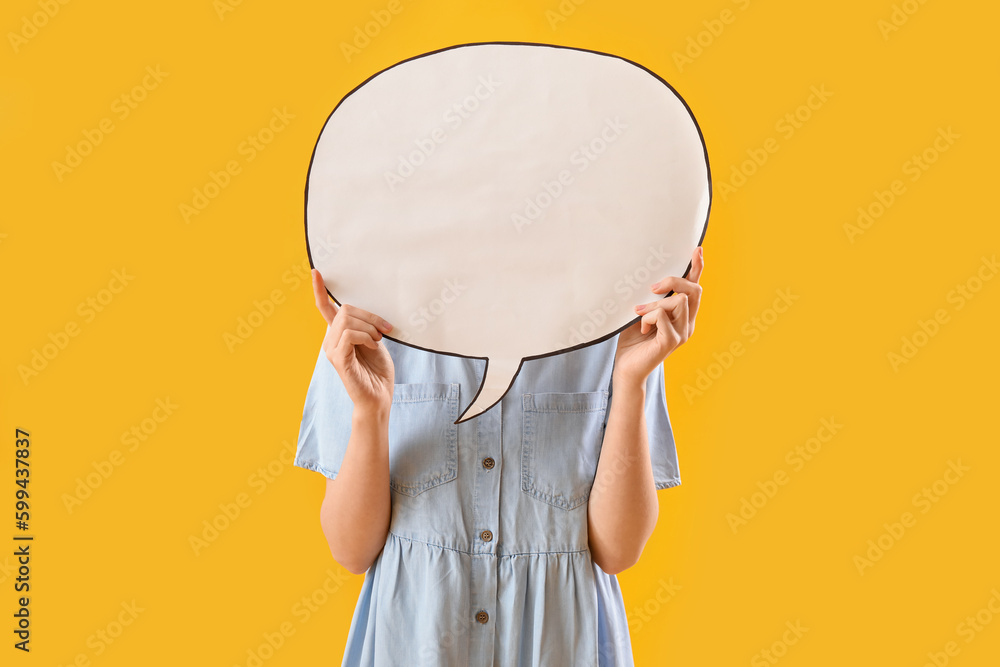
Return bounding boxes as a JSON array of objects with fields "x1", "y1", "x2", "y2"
[{"x1": 294, "y1": 332, "x2": 681, "y2": 666}]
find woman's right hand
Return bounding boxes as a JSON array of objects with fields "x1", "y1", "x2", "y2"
[{"x1": 311, "y1": 268, "x2": 395, "y2": 413}]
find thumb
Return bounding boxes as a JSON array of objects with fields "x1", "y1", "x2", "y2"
[{"x1": 311, "y1": 269, "x2": 338, "y2": 325}]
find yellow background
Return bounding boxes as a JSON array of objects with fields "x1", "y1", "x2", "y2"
[{"x1": 2, "y1": 0, "x2": 998, "y2": 664}]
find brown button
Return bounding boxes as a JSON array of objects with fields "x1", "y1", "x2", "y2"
[
  {"x1": 476, "y1": 610, "x2": 489, "y2": 624},
  {"x1": 480, "y1": 529, "x2": 493, "y2": 542},
  {"x1": 482, "y1": 457, "x2": 495, "y2": 469}
]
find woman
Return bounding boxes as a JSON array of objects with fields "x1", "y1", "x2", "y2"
[{"x1": 294, "y1": 245, "x2": 704, "y2": 665}]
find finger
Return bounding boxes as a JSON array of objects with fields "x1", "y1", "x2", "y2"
[
  {"x1": 685, "y1": 247, "x2": 704, "y2": 329},
  {"x1": 339, "y1": 302, "x2": 393, "y2": 334},
  {"x1": 340, "y1": 314, "x2": 384, "y2": 342},
  {"x1": 649, "y1": 274, "x2": 701, "y2": 298},
  {"x1": 639, "y1": 305, "x2": 659, "y2": 336},
  {"x1": 687, "y1": 245, "x2": 704, "y2": 284},
  {"x1": 640, "y1": 307, "x2": 674, "y2": 347},
  {"x1": 311, "y1": 269, "x2": 339, "y2": 325},
  {"x1": 639, "y1": 279, "x2": 701, "y2": 313},
  {"x1": 337, "y1": 329, "x2": 379, "y2": 357},
  {"x1": 688, "y1": 246, "x2": 705, "y2": 337},
  {"x1": 640, "y1": 293, "x2": 688, "y2": 337},
  {"x1": 647, "y1": 273, "x2": 702, "y2": 325}
]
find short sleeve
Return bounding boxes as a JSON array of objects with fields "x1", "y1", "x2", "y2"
[
  {"x1": 293, "y1": 346, "x2": 356, "y2": 481},
  {"x1": 644, "y1": 362, "x2": 681, "y2": 490}
]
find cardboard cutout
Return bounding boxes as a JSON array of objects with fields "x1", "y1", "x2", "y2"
[{"x1": 306, "y1": 42, "x2": 710, "y2": 423}]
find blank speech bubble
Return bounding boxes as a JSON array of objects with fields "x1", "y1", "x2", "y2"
[{"x1": 306, "y1": 42, "x2": 710, "y2": 423}]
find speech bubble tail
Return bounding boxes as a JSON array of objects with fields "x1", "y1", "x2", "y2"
[{"x1": 455, "y1": 356, "x2": 522, "y2": 424}]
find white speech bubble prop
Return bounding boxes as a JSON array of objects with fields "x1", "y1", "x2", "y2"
[{"x1": 306, "y1": 42, "x2": 710, "y2": 423}]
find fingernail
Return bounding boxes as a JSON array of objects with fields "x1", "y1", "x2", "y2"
[
  {"x1": 634, "y1": 304, "x2": 644, "y2": 312},
  {"x1": 381, "y1": 319, "x2": 393, "y2": 331}
]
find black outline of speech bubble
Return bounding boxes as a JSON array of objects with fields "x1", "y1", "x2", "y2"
[{"x1": 304, "y1": 41, "x2": 712, "y2": 424}]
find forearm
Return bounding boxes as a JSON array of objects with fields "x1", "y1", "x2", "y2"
[
  {"x1": 320, "y1": 405, "x2": 392, "y2": 574},
  {"x1": 587, "y1": 374, "x2": 659, "y2": 574}
]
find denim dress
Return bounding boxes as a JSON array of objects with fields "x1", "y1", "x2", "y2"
[{"x1": 294, "y1": 332, "x2": 681, "y2": 666}]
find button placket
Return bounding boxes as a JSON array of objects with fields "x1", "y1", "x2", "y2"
[{"x1": 469, "y1": 401, "x2": 501, "y2": 664}]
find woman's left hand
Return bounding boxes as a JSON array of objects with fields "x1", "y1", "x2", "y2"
[{"x1": 614, "y1": 245, "x2": 704, "y2": 385}]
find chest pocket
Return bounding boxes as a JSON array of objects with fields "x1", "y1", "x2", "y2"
[
  {"x1": 388, "y1": 383, "x2": 460, "y2": 497},
  {"x1": 520, "y1": 390, "x2": 609, "y2": 510}
]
